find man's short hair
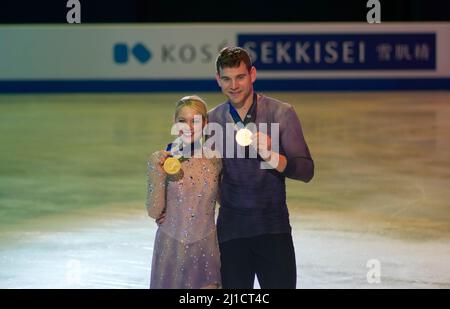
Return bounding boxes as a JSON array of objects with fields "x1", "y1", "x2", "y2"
[{"x1": 216, "y1": 46, "x2": 252, "y2": 74}]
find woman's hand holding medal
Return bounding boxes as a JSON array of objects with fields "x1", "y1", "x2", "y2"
[{"x1": 155, "y1": 150, "x2": 183, "y2": 175}]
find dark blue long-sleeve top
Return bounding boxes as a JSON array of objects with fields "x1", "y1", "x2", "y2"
[{"x1": 207, "y1": 93, "x2": 314, "y2": 243}]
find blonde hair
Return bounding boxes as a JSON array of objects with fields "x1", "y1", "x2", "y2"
[{"x1": 174, "y1": 95, "x2": 208, "y2": 121}]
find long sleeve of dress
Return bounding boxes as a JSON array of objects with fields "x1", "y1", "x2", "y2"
[
  {"x1": 212, "y1": 157, "x2": 222, "y2": 207},
  {"x1": 203, "y1": 149, "x2": 223, "y2": 207},
  {"x1": 146, "y1": 153, "x2": 166, "y2": 219}
]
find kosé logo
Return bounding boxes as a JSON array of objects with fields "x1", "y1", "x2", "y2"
[{"x1": 113, "y1": 43, "x2": 152, "y2": 64}]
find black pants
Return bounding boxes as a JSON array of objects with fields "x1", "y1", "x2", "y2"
[{"x1": 219, "y1": 233, "x2": 297, "y2": 289}]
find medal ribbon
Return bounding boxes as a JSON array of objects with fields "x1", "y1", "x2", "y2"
[{"x1": 228, "y1": 93, "x2": 258, "y2": 130}]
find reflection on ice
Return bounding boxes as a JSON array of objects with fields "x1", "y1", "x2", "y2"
[{"x1": 1, "y1": 211, "x2": 449, "y2": 289}]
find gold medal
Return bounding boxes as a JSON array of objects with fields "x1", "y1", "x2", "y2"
[
  {"x1": 163, "y1": 157, "x2": 181, "y2": 175},
  {"x1": 235, "y1": 128, "x2": 253, "y2": 146}
]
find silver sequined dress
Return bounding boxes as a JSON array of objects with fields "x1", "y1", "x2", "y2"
[{"x1": 146, "y1": 149, "x2": 222, "y2": 289}]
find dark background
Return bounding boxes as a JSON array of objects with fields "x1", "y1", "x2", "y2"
[{"x1": 0, "y1": 0, "x2": 449, "y2": 23}]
